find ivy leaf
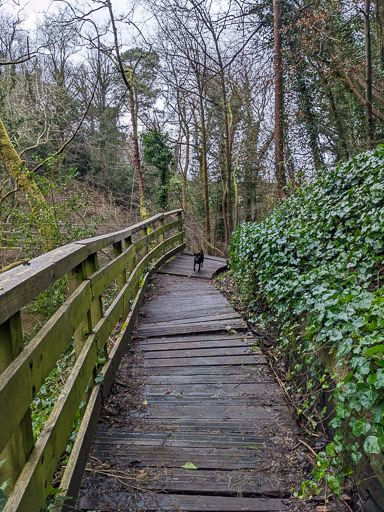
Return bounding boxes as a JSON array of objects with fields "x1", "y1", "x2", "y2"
[
  {"x1": 371, "y1": 400, "x2": 384, "y2": 423},
  {"x1": 352, "y1": 419, "x2": 371, "y2": 436},
  {"x1": 351, "y1": 451, "x2": 362, "y2": 464},
  {"x1": 356, "y1": 384, "x2": 378, "y2": 409},
  {"x1": 376, "y1": 369, "x2": 384, "y2": 389},
  {"x1": 363, "y1": 436, "x2": 381, "y2": 455},
  {"x1": 366, "y1": 345, "x2": 384, "y2": 357}
]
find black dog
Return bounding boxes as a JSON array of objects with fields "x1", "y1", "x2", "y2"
[{"x1": 193, "y1": 250, "x2": 204, "y2": 272}]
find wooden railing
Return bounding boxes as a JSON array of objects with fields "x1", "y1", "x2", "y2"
[{"x1": 0, "y1": 210, "x2": 185, "y2": 512}]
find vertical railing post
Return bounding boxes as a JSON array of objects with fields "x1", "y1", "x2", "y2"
[
  {"x1": 113, "y1": 241, "x2": 127, "y2": 292},
  {"x1": 158, "y1": 217, "x2": 165, "y2": 252},
  {"x1": 0, "y1": 312, "x2": 34, "y2": 493},
  {"x1": 178, "y1": 210, "x2": 184, "y2": 245},
  {"x1": 141, "y1": 226, "x2": 148, "y2": 257},
  {"x1": 124, "y1": 235, "x2": 136, "y2": 317},
  {"x1": 68, "y1": 253, "x2": 103, "y2": 357}
]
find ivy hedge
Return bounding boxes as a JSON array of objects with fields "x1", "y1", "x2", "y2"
[{"x1": 229, "y1": 146, "x2": 384, "y2": 497}]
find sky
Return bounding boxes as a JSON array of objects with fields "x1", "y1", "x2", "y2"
[{"x1": 6, "y1": 0, "x2": 133, "y2": 28}]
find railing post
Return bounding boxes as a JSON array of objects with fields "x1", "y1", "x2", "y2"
[
  {"x1": 158, "y1": 217, "x2": 165, "y2": 248},
  {"x1": 0, "y1": 312, "x2": 34, "y2": 493},
  {"x1": 141, "y1": 226, "x2": 148, "y2": 257},
  {"x1": 123, "y1": 235, "x2": 136, "y2": 318},
  {"x1": 177, "y1": 210, "x2": 184, "y2": 246},
  {"x1": 113, "y1": 241, "x2": 127, "y2": 292},
  {"x1": 68, "y1": 253, "x2": 103, "y2": 357}
]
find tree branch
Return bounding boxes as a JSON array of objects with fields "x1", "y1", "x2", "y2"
[{"x1": 31, "y1": 77, "x2": 98, "y2": 174}]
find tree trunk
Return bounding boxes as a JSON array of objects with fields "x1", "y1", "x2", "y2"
[
  {"x1": 0, "y1": 117, "x2": 55, "y2": 248},
  {"x1": 365, "y1": 0, "x2": 374, "y2": 148},
  {"x1": 182, "y1": 123, "x2": 190, "y2": 214},
  {"x1": 198, "y1": 82, "x2": 211, "y2": 245},
  {"x1": 128, "y1": 83, "x2": 147, "y2": 219},
  {"x1": 373, "y1": 0, "x2": 384, "y2": 70},
  {"x1": 273, "y1": 0, "x2": 286, "y2": 201},
  {"x1": 107, "y1": 0, "x2": 148, "y2": 220}
]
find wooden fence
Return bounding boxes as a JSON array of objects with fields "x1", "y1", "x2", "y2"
[{"x1": 0, "y1": 210, "x2": 185, "y2": 512}]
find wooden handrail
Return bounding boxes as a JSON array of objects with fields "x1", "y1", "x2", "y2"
[{"x1": 0, "y1": 209, "x2": 185, "y2": 512}]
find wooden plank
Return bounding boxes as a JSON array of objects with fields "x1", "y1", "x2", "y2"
[
  {"x1": 141, "y1": 365, "x2": 271, "y2": 376},
  {"x1": 137, "y1": 314, "x2": 244, "y2": 330},
  {"x1": 139, "y1": 306, "x2": 237, "y2": 322},
  {"x1": 79, "y1": 493, "x2": 290, "y2": 511},
  {"x1": 144, "y1": 381, "x2": 283, "y2": 396},
  {"x1": 143, "y1": 372, "x2": 275, "y2": 385},
  {"x1": 135, "y1": 320, "x2": 247, "y2": 337},
  {"x1": 74, "y1": 213, "x2": 164, "y2": 254},
  {"x1": 143, "y1": 355, "x2": 263, "y2": 367},
  {"x1": 129, "y1": 417, "x2": 296, "y2": 433},
  {"x1": 138, "y1": 333, "x2": 251, "y2": 344},
  {"x1": 133, "y1": 403, "x2": 291, "y2": 420},
  {"x1": 0, "y1": 243, "x2": 87, "y2": 324},
  {"x1": 140, "y1": 339, "x2": 255, "y2": 352},
  {"x1": 140, "y1": 310, "x2": 242, "y2": 323},
  {"x1": 83, "y1": 468, "x2": 288, "y2": 495},
  {"x1": 144, "y1": 346, "x2": 262, "y2": 359}
]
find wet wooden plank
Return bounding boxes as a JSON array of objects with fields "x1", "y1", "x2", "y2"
[
  {"x1": 138, "y1": 333, "x2": 252, "y2": 344},
  {"x1": 138, "y1": 313, "x2": 244, "y2": 328},
  {"x1": 83, "y1": 468, "x2": 289, "y2": 495},
  {"x1": 141, "y1": 365, "x2": 272, "y2": 376},
  {"x1": 139, "y1": 338, "x2": 255, "y2": 351},
  {"x1": 144, "y1": 346, "x2": 263, "y2": 359},
  {"x1": 135, "y1": 319, "x2": 247, "y2": 337},
  {"x1": 143, "y1": 372, "x2": 275, "y2": 384},
  {"x1": 142, "y1": 382, "x2": 282, "y2": 396},
  {"x1": 143, "y1": 354, "x2": 264, "y2": 367},
  {"x1": 129, "y1": 417, "x2": 297, "y2": 434},
  {"x1": 79, "y1": 493, "x2": 290, "y2": 511}
]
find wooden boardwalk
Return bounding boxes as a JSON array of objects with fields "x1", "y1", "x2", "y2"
[{"x1": 78, "y1": 253, "x2": 305, "y2": 511}]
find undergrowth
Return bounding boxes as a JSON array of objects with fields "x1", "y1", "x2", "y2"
[{"x1": 229, "y1": 146, "x2": 384, "y2": 498}]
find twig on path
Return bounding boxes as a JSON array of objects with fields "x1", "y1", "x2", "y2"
[{"x1": 297, "y1": 439, "x2": 317, "y2": 459}]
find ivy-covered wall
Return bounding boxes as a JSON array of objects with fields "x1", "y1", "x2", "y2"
[{"x1": 229, "y1": 146, "x2": 384, "y2": 507}]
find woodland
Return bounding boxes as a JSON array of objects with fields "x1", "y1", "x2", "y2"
[
  {"x1": 1, "y1": 0, "x2": 383, "y2": 261},
  {"x1": 1, "y1": 0, "x2": 384, "y2": 508}
]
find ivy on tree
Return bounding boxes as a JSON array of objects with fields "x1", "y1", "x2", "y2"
[{"x1": 141, "y1": 129, "x2": 174, "y2": 210}]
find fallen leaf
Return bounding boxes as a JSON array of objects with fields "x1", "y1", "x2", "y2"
[
  {"x1": 142, "y1": 400, "x2": 148, "y2": 406},
  {"x1": 180, "y1": 462, "x2": 198, "y2": 470},
  {"x1": 164, "y1": 390, "x2": 172, "y2": 395}
]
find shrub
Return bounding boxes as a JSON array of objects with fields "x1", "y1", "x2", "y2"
[{"x1": 229, "y1": 146, "x2": 384, "y2": 495}]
